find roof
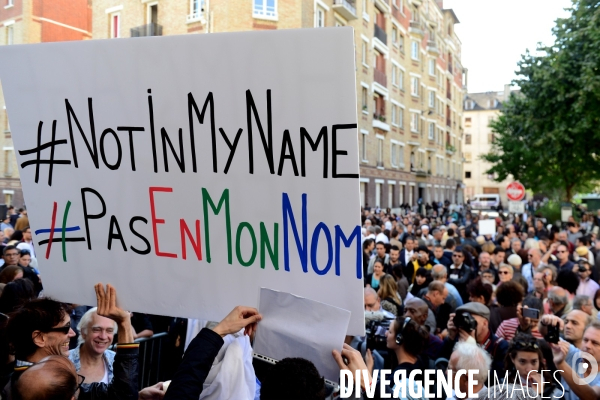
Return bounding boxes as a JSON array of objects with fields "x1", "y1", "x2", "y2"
[{"x1": 463, "y1": 90, "x2": 520, "y2": 111}]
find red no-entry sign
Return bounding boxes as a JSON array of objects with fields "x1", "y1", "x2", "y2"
[{"x1": 507, "y1": 181, "x2": 526, "y2": 201}]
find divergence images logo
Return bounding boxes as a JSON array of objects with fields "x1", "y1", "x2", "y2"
[
  {"x1": 36, "y1": 201, "x2": 85, "y2": 262},
  {"x1": 572, "y1": 351, "x2": 599, "y2": 385}
]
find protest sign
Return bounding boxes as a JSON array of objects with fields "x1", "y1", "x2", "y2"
[
  {"x1": 0, "y1": 28, "x2": 365, "y2": 334},
  {"x1": 478, "y1": 219, "x2": 496, "y2": 236}
]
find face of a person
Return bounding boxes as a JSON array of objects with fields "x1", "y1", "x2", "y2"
[
  {"x1": 43, "y1": 314, "x2": 77, "y2": 357},
  {"x1": 579, "y1": 264, "x2": 591, "y2": 280},
  {"x1": 581, "y1": 300, "x2": 593, "y2": 316},
  {"x1": 404, "y1": 303, "x2": 423, "y2": 323},
  {"x1": 83, "y1": 313, "x2": 116, "y2": 356},
  {"x1": 479, "y1": 253, "x2": 491, "y2": 268},
  {"x1": 23, "y1": 229, "x2": 32, "y2": 241},
  {"x1": 3, "y1": 249, "x2": 19, "y2": 266},
  {"x1": 512, "y1": 351, "x2": 540, "y2": 378},
  {"x1": 482, "y1": 272, "x2": 494, "y2": 284},
  {"x1": 405, "y1": 239, "x2": 414, "y2": 251},
  {"x1": 499, "y1": 267, "x2": 512, "y2": 282},
  {"x1": 533, "y1": 273, "x2": 545, "y2": 290},
  {"x1": 376, "y1": 244, "x2": 386, "y2": 258},
  {"x1": 385, "y1": 322, "x2": 398, "y2": 350},
  {"x1": 512, "y1": 241, "x2": 522, "y2": 252},
  {"x1": 390, "y1": 249, "x2": 400, "y2": 263},
  {"x1": 416, "y1": 275, "x2": 426, "y2": 285},
  {"x1": 364, "y1": 293, "x2": 380, "y2": 311},
  {"x1": 434, "y1": 247, "x2": 444, "y2": 259},
  {"x1": 564, "y1": 312, "x2": 587, "y2": 343},
  {"x1": 557, "y1": 245, "x2": 569, "y2": 262},
  {"x1": 367, "y1": 242, "x2": 375, "y2": 252},
  {"x1": 582, "y1": 328, "x2": 600, "y2": 362},
  {"x1": 501, "y1": 237, "x2": 510, "y2": 249},
  {"x1": 373, "y1": 262, "x2": 384, "y2": 275},
  {"x1": 528, "y1": 250, "x2": 540, "y2": 265},
  {"x1": 419, "y1": 251, "x2": 429, "y2": 262},
  {"x1": 558, "y1": 232, "x2": 568, "y2": 242},
  {"x1": 20, "y1": 254, "x2": 31, "y2": 267},
  {"x1": 494, "y1": 252, "x2": 505, "y2": 265},
  {"x1": 452, "y1": 252, "x2": 464, "y2": 266}
]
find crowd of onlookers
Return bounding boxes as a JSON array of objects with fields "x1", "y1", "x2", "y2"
[{"x1": 3, "y1": 201, "x2": 600, "y2": 399}]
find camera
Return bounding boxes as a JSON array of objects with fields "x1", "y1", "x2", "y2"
[
  {"x1": 453, "y1": 311, "x2": 478, "y2": 333},
  {"x1": 365, "y1": 318, "x2": 393, "y2": 352},
  {"x1": 544, "y1": 323, "x2": 560, "y2": 344}
]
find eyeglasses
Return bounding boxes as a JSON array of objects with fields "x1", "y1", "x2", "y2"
[
  {"x1": 4, "y1": 252, "x2": 18, "y2": 257},
  {"x1": 452, "y1": 255, "x2": 463, "y2": 258},
  {"x1": 513, "y1": 340, "x2": 539, "y2": 351},
  {"x1": 499, "y1": 270, "x2": 510, "y2": 275},
  {"x1": 557, "y1": 250, "x2": 568, "y2": 253},
  {"x1": 45, "y1": 323, "x2": 71, "y2": 334},
  {"x1": 74, "y1": 374, "x2": 85, "y2": 395}
]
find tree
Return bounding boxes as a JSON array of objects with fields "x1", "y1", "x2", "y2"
[{"x1": 482, "y1": 0, "x2": 600, "y2": 201}]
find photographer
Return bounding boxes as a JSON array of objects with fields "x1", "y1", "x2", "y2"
[{"x1": 440, "y1": 302, "x2": 508, "y2": 379}]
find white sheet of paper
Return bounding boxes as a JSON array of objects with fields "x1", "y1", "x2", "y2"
[
  {"x1": 253, "y1": 288, "x2": 351, "y2": 382},
  {"x1": 478, "y1": 219, "x2": 496, "y2": 236}
]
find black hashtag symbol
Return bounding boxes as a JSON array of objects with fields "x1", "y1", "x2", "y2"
[{"x1": 18, "y1": 120, "x2": 72, "y2": 186}]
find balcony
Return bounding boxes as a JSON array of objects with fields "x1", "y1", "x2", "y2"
[
  {"x1": 333, "y1": 0, "x2": 357, "y2": 20},
  {"x1": 186, "y1": 12, "x2": 205, "y2": 24},
  {"x1": 374, "y1": 68, "x2": 387, "y2": 87},
  {"x1": 409, "y1": 21, "x2": 424, "y2": 37},
  {"x1": 415, "y1": 169, "x2": 427, "y2": 177},
  {"x1": 374, "y1": 24, "x2": 387, "y2": 45},
  {"x1": 446, "y1": 144, "x2": 456, "y2": 155},
  {"x1": 427, "y1": 40, "x2": 439, "y2": 55},
  {"x1": 131, "y1": 23, "x2": 163, "y2": 37},
  {"x1": 373, "y1": 113, "x2": 390, "y2": 131}
]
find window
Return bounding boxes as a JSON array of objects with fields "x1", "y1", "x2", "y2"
[
  {"x1": 316, "y1": 7, "x2": 325, "y2": 27},
  {"x1": 398, "y1": 107, "x2": 404, "y2": 128},
  {"x1": 361, "y1": 41, "x2": 368, "y2": 66},
  {"x1": 398, "y1": 34, "x2": 404, "y2": 52},
  {"x1": 465, "y1": 117, "x2": 472, "y2": 127},
  {"x1": 392, "y1": 26, "x2": 398, "y2": 45},
  {"x1": 110, "y1": 13, "x2": 120, "y2": 38},
  {"x1": 410, "y1": 113, "x2": 419, "y2": 133},
  {"x1": 6, "y1": 0, "x2": 13, "y2": 6},
  {"x1": 398, "y1": 69, "x2": 404, "y2": 90},
  {"x1": 391, "y1": 105, "x2": 397, "y2": 126},
  {"x1": 391, "y1": 144, "x2": 397, "y2": 167},
  {"x1": 428, "y1": 122, "x2": 434, "y2": 140},
  {"x1": 428, "y1": 91, "x2": 435, "y2": 108},
  {"x1": 411, "y1": 77, "x2": 419, "y2": 97},
  {"x1": 392, "y1": 65, "x2": 397, "y2": 86},
  {"x1": 377, "y1": 138, "x2": 384, "y2": 166},
  {"x1": 254, "y1": 0, "x2": 277, "y2": 19},
  {"x1": 465, "y1": 171, "x2": 471, "y2": 179},
  {"x1": 411, "y1": 41, "x2": 419, "y2": 60},
  {"x1": 488, "y1": 133, "x2": 495, "y2": 144},
  {"x1": 465, "y1": 152, "x2": 472, "y2": 162},
  {"x1": 398, "y1": 145, "x2": 404, "y2": 166},
  {"x1": 6, "y1": 25, "x2": 13, "y2": 45},
  {"x1": 465, "y1": 134, "x2": 471, "y2": 144},
  {"x1": 189, "y1": 0, "x2": 204, "y2": 19},
  {"x1": 428, "y1": 59, "x2": 436, "y2": 76},
  {"x1": 361, "y1": 87, "x2": 368, "y2": 112},
  {"x1": 3, "y1": 150, "x2": 12, "y2": 177},
  {"x1": 361, "y1": 132, "x2": 368, "y2": 161}
]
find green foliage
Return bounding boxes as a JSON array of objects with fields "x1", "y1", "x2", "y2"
[
  {"x1": 482, "y1": 0, "x2": 600, "y2": 201},
  {"x1": 535, "y1": 201, "x2": 563, "y2": 225}
]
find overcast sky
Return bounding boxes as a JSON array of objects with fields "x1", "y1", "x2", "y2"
[{"x1": 444, "y1": 0, "x2": 572, "y2": 93}]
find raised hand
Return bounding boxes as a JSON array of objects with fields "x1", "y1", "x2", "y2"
[{"x1": 212, "y1": 306, "x2": 262, "y2": 337}]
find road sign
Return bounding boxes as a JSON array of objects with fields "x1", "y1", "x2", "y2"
[
  {"x1": 507, "y1": 182, "x2": 526, "y2": 202},
  {"x1": 508, "y1": 201, "x2": 525, "y2": 214}
]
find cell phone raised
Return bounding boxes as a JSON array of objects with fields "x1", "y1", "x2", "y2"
[{"x1": 522, "y1": 308, "x2": 540, "y2": 319}]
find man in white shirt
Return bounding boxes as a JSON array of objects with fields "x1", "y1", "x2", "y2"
[
  {"x1": 522, "y1": 248, "x2": 545, "y2": 293},
  {"x1": 576, "y1": 260, "x2": 600, "y2": 299},
  {"x1": 375, "y1": 226, "x2": 389, "y2": 244}
]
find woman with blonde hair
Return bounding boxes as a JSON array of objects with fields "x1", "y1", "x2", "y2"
[{"x1": 378, "y1": 274, "x2": 403, "y2": 317}]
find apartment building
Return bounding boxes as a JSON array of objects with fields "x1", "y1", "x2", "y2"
[
  {"x1": 462, "y1": 84, "x2": 516, "y2": 202},
  {"x1": 92, "y1": 0, "x2": 466, "y2": 209},
  {"x1": 0, "y1": 0, "x2": 92, "y2": 207}
]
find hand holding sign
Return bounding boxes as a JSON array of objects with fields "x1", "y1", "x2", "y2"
[{"x1": 212, "y1": 306, "x2": 262, "y2": 338}]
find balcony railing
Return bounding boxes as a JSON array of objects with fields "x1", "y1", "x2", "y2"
[
  {"x1": 332, "y1": 0, "x2": 357, "y2": 20},
  {"x1": 131, "y1": 23, "x2": 163, "y2": 37},
  {"x1": 374, "y1": 68, "x2": 387, "y2": 86},
  {"x1": 186, "y1": 12, "x2": 204, "y2": 23},
  {"x1": 446, "y1": 118, "x2": 451, "y2": 127},
  {"x1": 374, "y1": 24, "x2": 387, "y2": 45}
]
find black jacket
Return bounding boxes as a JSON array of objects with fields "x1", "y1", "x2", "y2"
[{"x1": 164, "y1": 328, "x2": 224, "y2": 400}]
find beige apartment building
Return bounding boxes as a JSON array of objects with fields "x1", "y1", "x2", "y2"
[
  {"x1": 0, "y1": 0, "x2": 92, "y2": 208},
  {"x1": 91, "y1": 0, "x2": 466, "y2": 209},
  {"x1": 462, "y1": 85, "x2": 516, "y2": 202}
]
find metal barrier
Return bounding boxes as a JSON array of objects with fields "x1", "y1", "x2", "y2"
[{"x1": 110, "y1": 332, "x2": 169, "y2": 388}]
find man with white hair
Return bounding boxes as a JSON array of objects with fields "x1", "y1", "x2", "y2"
[
  {"x1": 447, "y1": 342, "x2": 491, "y2": 400},
  {"x1": 69, "y1": 307, "x2": 118, "y2": 383},
  {"x1": 421, "y1": 225, "x2": 434, "y2": 243},
  {"x1": 522, "y1": 248, "x2": 545, "y2": 293}
]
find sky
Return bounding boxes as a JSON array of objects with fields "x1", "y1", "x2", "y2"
[{"x1": 444, "y1": 0, "x2": 573, "y2": 93}]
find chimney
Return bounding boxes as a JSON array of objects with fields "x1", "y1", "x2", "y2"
[
  {"x1": 503, "y1": 84, "x2": 511, "y2": 101},
  {"x1": 436, "y1": 0, "x2": 444, "y2": 8}
]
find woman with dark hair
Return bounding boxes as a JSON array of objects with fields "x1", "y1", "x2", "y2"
[
  {"x1": 362, "y1": 239, "x2": 375, "y2": 280},
  {"x1": 365, "y1": 260, "x2": 385, "y2": 290},
  {"x1": 493, "y1": 332, "x2": 559, "y2": 397},
  {"x1": 467, "y1": 277, "x2": 493, "y2": 306},
  {"x1": 5, "y1": 230, "x2": 22, "y2": 247},
  {"x1": 409, "y1": 268, "x2": 432, "y2": 297},
  {"x1": 0, "y1": 278, "x2": 34, "y2": 314},
  {"x1": 489, "y1": 281, "x2": 525, "y2": 333},
  {"x1": 391, "y1": 264, "x2": 409, "y2": 302}
]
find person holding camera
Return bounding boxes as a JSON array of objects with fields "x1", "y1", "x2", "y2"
[
  {"x1": 542, "y1": 315, "x2": 600, "y2": 400},
  {"x1": 440, "y1": 302, "x2": 508, "y2": 379}
]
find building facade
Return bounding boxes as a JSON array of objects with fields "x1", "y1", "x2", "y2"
[
  {"x1": 462, "y1": 85, "x2": 515, "y2": 201},
  {"x1": 0, "y1": 0, "x2": 92, "y2": 208},
  {"x1": 89, "y1": 0, "x2": 466, "y2": 209}
]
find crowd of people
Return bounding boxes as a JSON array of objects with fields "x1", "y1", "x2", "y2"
[{"x1": 2, "y1": 201, "x2": 600, "y2": 399}]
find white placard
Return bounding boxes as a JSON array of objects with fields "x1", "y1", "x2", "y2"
[
  {"x1": 561, "y1": 207, "x2": 573, "y2": 223},
  {"x1": 478, "y1": 219, "x2": 497, "y2": 236},
  {"x1": 0, "y1": 29, "x2": 365, "y2": 334},
  {"x1": 254, "y1": 288, "x2": 351, "y2": 382},
  {"x1": 508, "y1": 201, "x2": 525, "y2": 214}
]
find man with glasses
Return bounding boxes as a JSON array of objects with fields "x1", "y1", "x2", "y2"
[
  {"x1": 522, "y1": 248, "x2": 545, "y2": 294},
  {"x1": 447, "y1": 250, "x2": 471, "y2": 303},
  {"x1": 576, "y1": 260, "x2": 599, "y2": 298},
  {"x1": 4, "y1": 283, "x2": 139, "y2": 400},
  {"x1": 553, "y1": 243, "x2": 576, "y2": 272},
  {"x1": 0, "y1": 245, "x2": 20, "y2": 270}
]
